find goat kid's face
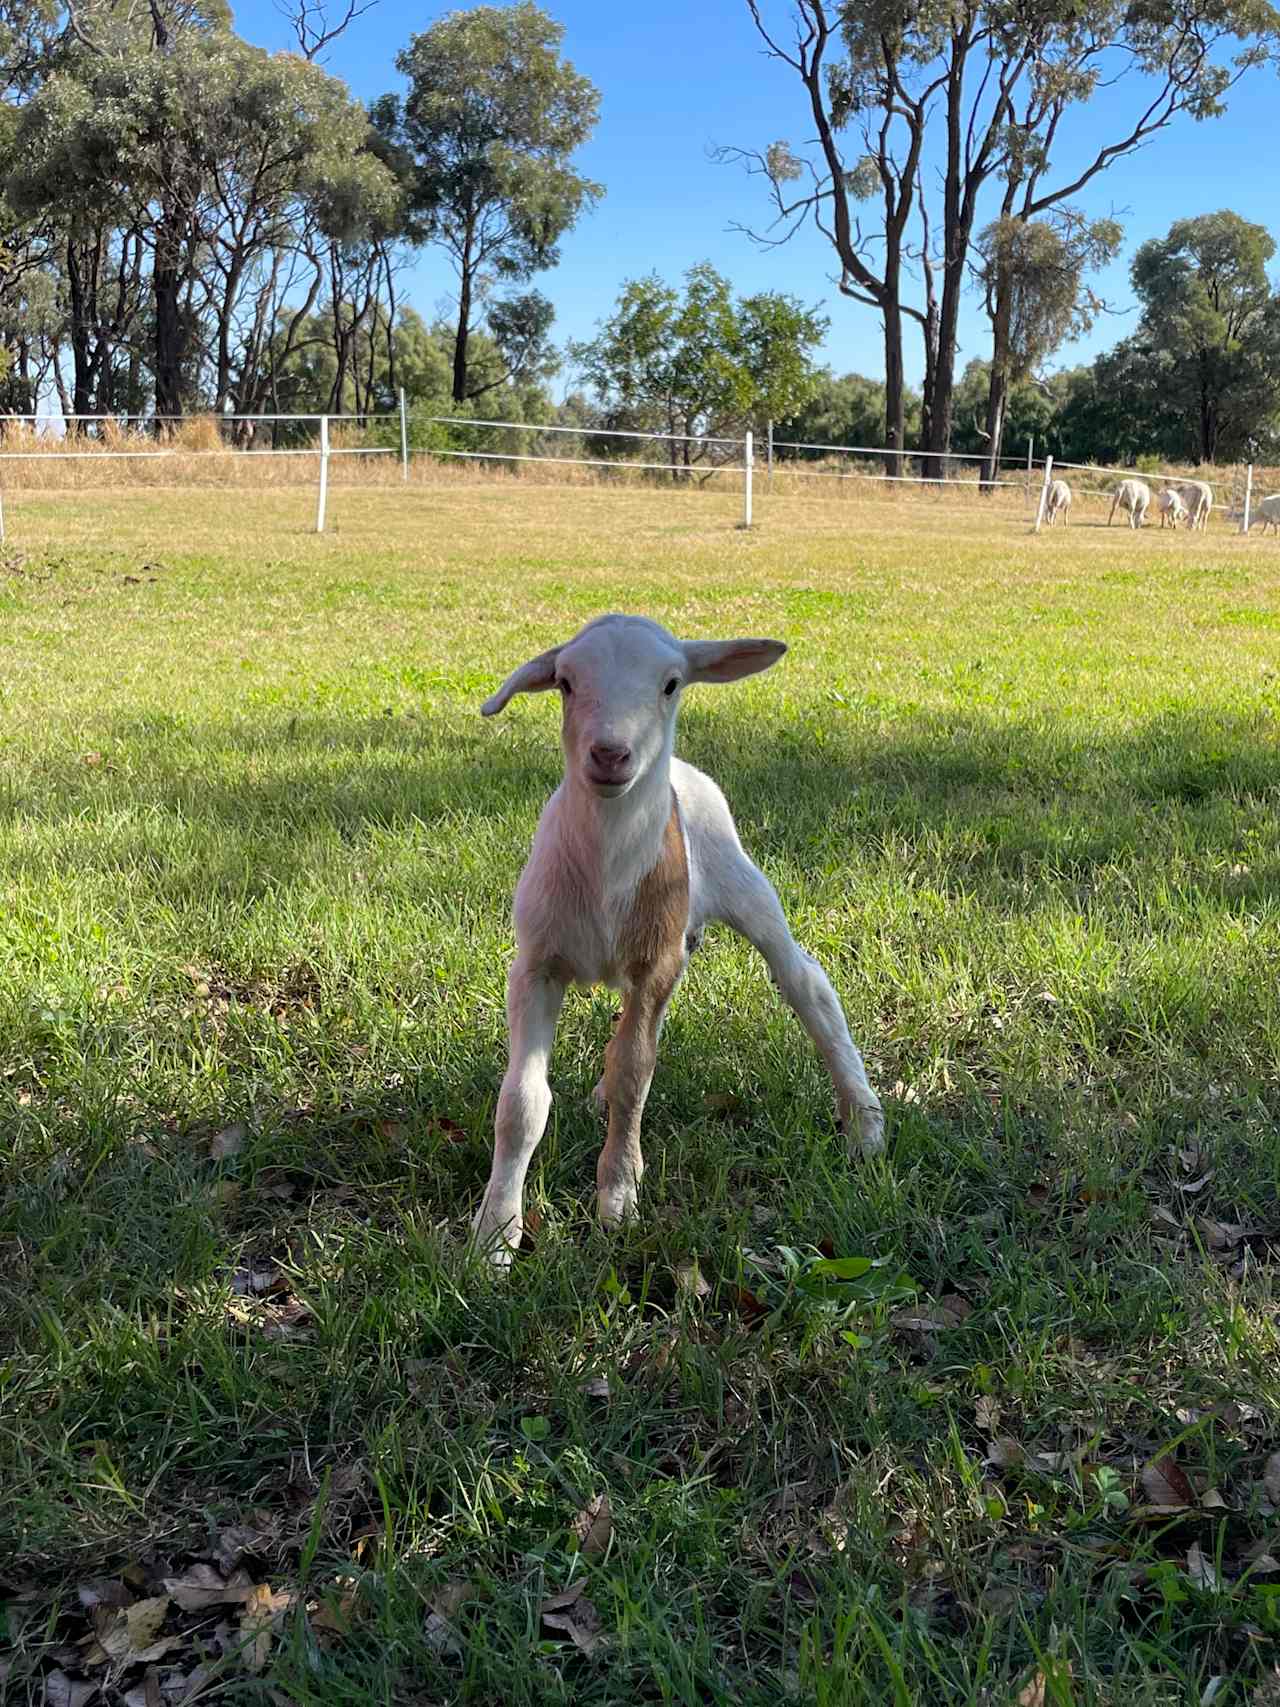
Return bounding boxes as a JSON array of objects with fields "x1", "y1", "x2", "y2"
[{"x1": 482, "y1": 614, "x2": 787, "y2": 800}]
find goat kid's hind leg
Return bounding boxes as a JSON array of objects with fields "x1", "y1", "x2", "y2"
[
  {"x1": 722, "y1": 860, "x2": 884, "y2": 1157},
  {"x1": 596, "y1": 966, "x2": 681, "y2": 1226},
  {"x1": 472, "y1": 959, "x2": 565, "y2": 1266}
]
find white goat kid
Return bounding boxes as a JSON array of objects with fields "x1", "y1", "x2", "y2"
[
  {"x1": 1251, "y1": 493, "x2": 1280, "y2": 533},
  {"x1": 1108, "y1": 478, "x2": 1150, "y2": 529},
  {"x1": 472, "y1": 614, "x2": 884, "y2": 1263},
  {"x1": 1170, "y1": 478, "x2": 1213, "y2": 531},
  {"x1": 1157, "y1": 488, "x2": 1188, "y2": 529},
  {"x1": 1044, "y1": 478, "x2": 1072, "y2": 526}
]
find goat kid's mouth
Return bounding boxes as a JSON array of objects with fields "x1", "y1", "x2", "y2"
[{"x1": 583, "y1": 766, "x2": 636, "y2": 797}]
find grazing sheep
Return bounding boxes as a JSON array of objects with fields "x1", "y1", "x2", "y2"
[
  {"x1": 1169, "y1": 478, "x2": 1213, "y2": 531},
  {"x1": 1251, "y1": 493, "x2": 1280, "y2": 533},
  {"x1": 1157, "y1": 488, "x2": 1189, "y2": 529},
  {"x1": 1108, "y1": 478, "x2": 1151, "y2": 529},
  {"x1": 471, "y1": 614, "x2": 885, "y2": 1263},
  {"x1": 1045, "y1": 478, "x2": 1072, "y2": 526}
]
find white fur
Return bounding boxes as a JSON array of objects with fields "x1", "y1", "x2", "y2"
[
  {"x1": 1157, "y1": 488, "x2": 1189, "y2": 529},
  {"x1": 471, "y1": 614, "x2": 884, "y2": 1264},
  {"x1": 1167, "y1": 478, "x2": 1213, "y2": 531},
  {"x1": 1045, "y1": 478, "x2": 1072, "y2": 526},
  {"x1": 1108, "y1": 478, "x2": 1150, "y2": 529},
  {"x1": 1250, "y1": 493, "x2": 1280, "y2": 533}
]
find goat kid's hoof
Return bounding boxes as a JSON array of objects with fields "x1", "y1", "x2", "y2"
[
  {"x1": 596, "y1": 1183, "x2": 639, "y2": 1228},
  {"x1": 840, "y1": 1101, "x2": 886, "y2": 1159},
  {"x1": 470, "y1": 1206, "x2": 521, "y2": 1270}
]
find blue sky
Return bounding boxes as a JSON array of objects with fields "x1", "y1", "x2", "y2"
[{"x1": 244, "y1": 0, "x2": 1280, "y2": 393}]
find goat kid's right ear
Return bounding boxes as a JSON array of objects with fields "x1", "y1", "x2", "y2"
[
  {"x1": 682, "y1": 637, "x2": 787, "y2": 685},
  {"x1": 480, "y1": 645, "x2": 562, "y2": 716}
]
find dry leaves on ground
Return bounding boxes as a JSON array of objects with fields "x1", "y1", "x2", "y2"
[
  {"x1": 208, "y1": 1123, "x2": 246, "y2": 1161},
  {"x1": 162, "y1": 1564, "x2": 256, "y2": 1612},
  {"x1": 238, "y1": 1583, "x2": 293, "y2": 1674},
  {"x1": 1140, "y1": 1456, "x2": 1197, "y2": 1510},
  {"x1": 571, "y1": 1493, "x2": 612, "y2": 1559},
  {"x1": 540, "y1": 1581, "x2": 604, "y2": 1657}
]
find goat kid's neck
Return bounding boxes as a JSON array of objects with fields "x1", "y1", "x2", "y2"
[{"x1": 561, "y1": 758, "x2": 675, "y2": 890}]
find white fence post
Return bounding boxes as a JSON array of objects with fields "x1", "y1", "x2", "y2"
[
  {"x1": 1026, "y1": 436, "x2": 1033, "y2": 502},
  {"x1": 767, "y1": 418, "x2": 774, "y2": 482},
  {"x1": 1241, "y1": 462, "x2": 1254, "y2": 534},
  {"x1": 740, "y1": 430, "x2": 753, "y2": 528},
  {"x1": 1032, "y1": 453, "x2": 1054, "y2": 533},
  {"x1": 315, "y1": 414, "x2": 330, "y2": 534},
  {"x1": 399, "y1": 388, "x2": 409, "y2": 483}
]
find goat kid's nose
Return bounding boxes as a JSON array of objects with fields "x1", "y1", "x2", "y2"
[{"x1": 588, "y1": 741, "x2": 632, "y2": 772}]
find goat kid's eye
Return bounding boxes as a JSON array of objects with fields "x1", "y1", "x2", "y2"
[{"x1": 663, "y1": 678, "x2": 679, "y2": 698}]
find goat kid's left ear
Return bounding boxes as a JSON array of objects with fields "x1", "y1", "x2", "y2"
[
  {"x1": 682, "y1": 637, "x2": 787, "y2": 685},
  {"x1": 480, "y1": 644, "x2": 562, "y2": 716}
]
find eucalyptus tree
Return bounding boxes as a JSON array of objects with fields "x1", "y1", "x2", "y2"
[
  {"x1": 375, "y1": 1, "x2": 601, "y2": 404},
  {"x1": 736, "y1": 0, "x2": 1280, "y2": 474}
]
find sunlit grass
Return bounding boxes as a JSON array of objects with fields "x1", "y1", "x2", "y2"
[{"x1": 2, "y1": 479, "x2": 1279, "y2": 1704}]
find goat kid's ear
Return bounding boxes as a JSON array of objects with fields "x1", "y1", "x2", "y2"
[
  {"x1": 682, "y1": 637, "x2": 787, "y2": 685},
  {"x1": 480, "y1": 645, "x2": 562, "y2": 716}
]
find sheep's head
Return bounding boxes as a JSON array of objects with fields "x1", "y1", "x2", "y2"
[{"x1": 482, "y1": 614, "x2": 786, "y2": 799}]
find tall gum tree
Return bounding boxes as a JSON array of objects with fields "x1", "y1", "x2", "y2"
[
  {"x1": 375, "y1": 1, "x2": 601, "y2": 405},
  {"x1": 735, "y1": 0, "x2": 1280, "y2": 475}
]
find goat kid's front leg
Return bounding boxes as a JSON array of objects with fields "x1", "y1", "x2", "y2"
[
  {"x1": 472, "y1": 959, "x2": 566, "y2": 1267},
  {"x1": 595, "y1": 966, "x2": 681, "y2": 1226},
  {"x1": 722, "y1": 861, "x2": 885, "y2": 1157}
]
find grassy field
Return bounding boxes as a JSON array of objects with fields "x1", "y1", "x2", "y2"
[{"x1": 2, "y1": 479, "x2": 1279, "y2": 1706}]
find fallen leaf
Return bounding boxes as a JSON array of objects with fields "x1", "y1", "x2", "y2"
[
  {"x1": 44, "y1": 1671, "x2": 100, "y2": 1707},
  {"x1": 702, "y1": 1090, "x2": 746, "y2": 1122},
  {"x1": 571, "y1": 1493, "x2": 612, "y2": 1558},
  {"x1": 1026, "y1": 1182, "x2": 1052, "y2": 1210},
  {"x1": 163, "y1": 1564, "x2": 255, "y2": 1612},
  {"x1": 1201, "y1": 1487, "x2": 1228, "y2": 1510},
  {"x1": 540, "y1": 1582, "x2": 604, "y2": 1656},
  {"x1": 975, "y1": 1397, "x2": 1001, "y2": 1433},
  {"x1": 212, "y1": 1516, "x2": 278, "y2": 1573},
  {"x1": 432, "y1": 1581, "x2": 477, "y2": 1620},
  {"x1": 986, "y1": 1437, "x2": 1025, "y2": 1470},
  {"x1": 1141, "y1": 1456, "x2": 1196, "y2": 1508},
  {"x1": 260, "y1": 1298, "x2": 314, "y2": 1342},
  {"x1": 938, "y1": 1292, "x2": 973, "y2": 1322},
  {"x1": 209, "y1": 1124, "x2": 246, "y2": 1161},
  {"x1": 1177, "y1": 1172, "x2": 1215, "y2": 1195},
  {"x1": 1251, "y1": 1671, "x2": 1280, "y2": 1707},
  {"x1": 675, "y1": 1260, "x2": 710, "y2": 1301},
  {"x1": 81, "y1": 751, "x2": 104, "y2": 767},
  {"x1": 579, "y1": 1375, "x2": 611, "y2": 1402},
  {"x1": 1201, "y1": 1680, "x2": 1226, "y2": 1707},
  {"x1": 736, "y1": 1282, "x2": 769, "y2": 1322},
  {"x1": 1264, "y1": 1452, "x2": 1280, "y2": 1508},
  {"x1": 76, "y1": 1578, "x2": 133, "y2": 1611},
  {"x1": 423, "y1": 1608, "x2": 462, "y2": 1659},
  {"x1": 83, "y1": 1596, "x2": 178, "y2": 1668},
  {"x1": 891, "y1": 1306, "x2": 960, "y2": 1333},
  {"x1": 428, "y1": 1116, "x2": 468, "y2": 1145},
  {"x1": 1017, "y1": 1671, "x2": 1048, "y2": 1707},
  {"x1": 238, "y1": 1583, "x2": 292, "y2": 1673},
  {"x1": 1151, "y1": 1204, "x2": 1182, "y2": 1229},
  {"x1": 230, "y1": 1267, "x2": 286, "y2": 1297},
  {"x1": 120, "y1": 1673, "x2": 163, "y2": 1707},
  {"x1": 1186, "y1": 1541, "x2": 1223, "y2": 1592}
]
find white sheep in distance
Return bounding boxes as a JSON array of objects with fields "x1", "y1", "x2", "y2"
[
  {"x1": 1157, "y1": 488, "x2": 1189, "y2": 529},
  {"x1": 1045, "y1": 478, "x2": 1072, "y2": 526},
  {"x1": 1169, "y1": 477, "x2": 1213, "y2": 531},
  {"x1": 1108, "y1": 478, "x2": 1151, "y2": 529},
  {"x1": 471, "y1": 614, "x2": 885, "y2": 1264},
  {"x1": 1250, "y1": 493, "x2": 1280, "y2": 533}
]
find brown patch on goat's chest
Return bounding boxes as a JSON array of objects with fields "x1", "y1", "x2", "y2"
[{"x1": 618, "y1": 796, "x2": 689, "y2": 980}]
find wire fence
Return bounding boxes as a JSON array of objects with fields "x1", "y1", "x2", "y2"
[{"x1": 0, "y1": 400, "x2": 1270, "y2": 542}]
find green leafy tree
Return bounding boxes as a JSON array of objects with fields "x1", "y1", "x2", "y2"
[
  {"x1": 774, "y1": 371, "x2": 922, "y2": 456},
  {"x1": 974, "y1": 211, "x2": 1122, "y2": 482},
  {"x1": 574, "y1": 261, "x2": 827, "y2": 474},
  {"x1": 375, "y1": 1, "x2": 601, "y2": 405},
  {"x1": 1131, "y1": 210, "x2": 1280, "y2": 462}
]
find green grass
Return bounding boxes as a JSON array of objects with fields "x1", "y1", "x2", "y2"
[{"x1": 2, "y1": 481, "x2": 1280, "y2": 1705}]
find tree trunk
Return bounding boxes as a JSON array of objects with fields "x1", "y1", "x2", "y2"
[
  {"x1": 153, "y1": 256, "x2": 186, "y2": 429},
  {"x1": 882, "y1": 264, "x2": 905, "y2": 478},
  {"x1": 981, "y1": 270, "x2": 1014, "y2": 489},
  {"x1": 452, "y1": 219, "x2": 474, "y2": 405}
]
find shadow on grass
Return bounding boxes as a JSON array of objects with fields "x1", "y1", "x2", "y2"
[{"x1": 3, "y1": 701, "x2": 1278, "y2": 909}]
